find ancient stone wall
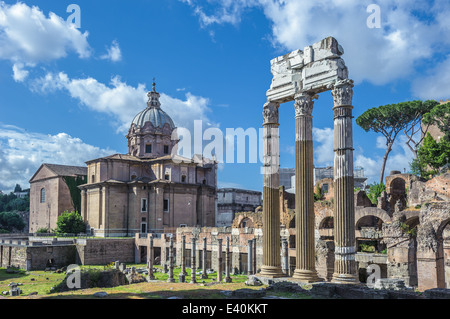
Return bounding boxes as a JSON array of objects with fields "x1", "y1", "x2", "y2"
[
  {"x1": 76, "y1": 238, "x2": 135, "y2": 265},
  {"x1": 0, "y1": 243, "x2": 76, "y2": 270}
]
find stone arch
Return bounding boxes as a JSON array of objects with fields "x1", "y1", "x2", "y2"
[
  {"x1": 437, "y1": 218, "x2": 450, "y2": 288},
  {"x1": 355, "y1": 207, "x2": 391, "y2": 227},
  {"x1": 239, "y1": 217, "x2": 254, "y2": 228},
  {"x1": 319, "y1": 216, "x2": 334, "y2": 229}
]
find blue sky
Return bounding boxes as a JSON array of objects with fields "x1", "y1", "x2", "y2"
[{"x1": 0, "y1": 0, "x2": 449, "y2": 193}]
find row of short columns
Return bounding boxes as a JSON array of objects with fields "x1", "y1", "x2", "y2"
[
  {"x1": 148, "y1": 235, "x2": 234, "y2": 283},
  {"x1": 261, "y1": 79, "x2": 357, "y2": 283}
]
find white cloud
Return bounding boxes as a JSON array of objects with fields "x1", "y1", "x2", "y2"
[
  {"x1": 100, "y1": 40, "x2": 122, "y2": 62},
  {"x1": 181, "y1": 0, "x2": 450, "y2": 87},
  {"x1": 12, "y1": 62, "x2": 29, "y2": 82},
  {"x1": 31, "y1": 71, "x2": 216, "y2": 134},
  {"x1": 0, "y1": 124, "x2": 114, "y2": 193},
  {"x1": 0, "y1": 2, "x2": 91, "y2": 65},
  {"x1": 313, "y1": 127, "x2": 334, "y2": 166}
]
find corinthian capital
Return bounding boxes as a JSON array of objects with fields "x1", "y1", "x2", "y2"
[
  {"x1": 294, "y1": 92, "x2": 315, "y2": 118},
  {"x1": 332, "y1": 79, "x2": 354, "y2": 107},
  {"x1": 263, "y1": 101, "x2": 279, "y2": 125}
]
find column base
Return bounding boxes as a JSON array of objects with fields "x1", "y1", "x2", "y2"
[
  {"x1": 292, "y1": 269, "x2": 322, "y2": 283},
  {"x1": 331, "y1": 273, "x2": 359, "y2": 284},
  {"x1": 259, "y1": 265, "x2": 284, "y2": 278}
]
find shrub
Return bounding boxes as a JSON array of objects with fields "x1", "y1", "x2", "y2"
[
  {"x1": 55, "y1": 210, "x2": 86, "y2": 235},
  {"x1": 36, "y1": 227, "x2": 50, "y2": 233}
]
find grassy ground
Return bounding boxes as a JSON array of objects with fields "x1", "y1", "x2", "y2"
[{"x1": 0, "y1": 265, "x2": 312, "y2": 299}]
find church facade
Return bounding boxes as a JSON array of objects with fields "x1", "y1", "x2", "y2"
[{"x1": 79, "y1": 83, "x2": 217, "y2": 237}]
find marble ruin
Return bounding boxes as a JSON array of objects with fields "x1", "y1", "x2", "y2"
[{"x1": 262, "y1": 36, "x2": 356, "y2": 283}]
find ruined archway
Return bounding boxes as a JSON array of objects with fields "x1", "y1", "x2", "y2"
[
  {"x1": 261, "y1": 36, "x2": 357, "y2": 283},
  {"x1": 437, "y1": 218, "x2": 450, "y2": 288}
]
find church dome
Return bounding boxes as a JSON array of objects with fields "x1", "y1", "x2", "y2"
[
  {"x1": 131, "y1": 105, "x2": 175, "y2": 130},
  {"x1": 131, "y1": 82, "x2": 175, "y2": 130}
]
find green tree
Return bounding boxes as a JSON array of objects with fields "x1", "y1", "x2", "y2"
[
  {"x1": 403, "y1": 100, "x2": 440, "y2": 157},
  {"x1": 366, "y1": 183, "x2": 386, "y2": 205},
  {"x1": 0, "y1": 211, "x2": 25, "y2": 232},
  {"x1": 410, "y1": 133, "x2": 450, "y2": 179},
  {"x1": 356, "y1": 100, "x2": 437, "y2": 185},
  {"x1": 55, "y1": 210, "x2": 86, "y2": 234},
  {"x1": 14, "y1": 184, "x2": 22, "y2": 193},
  {"x1": 422, "y1": 102, "x2": 450, "y2": 142}
]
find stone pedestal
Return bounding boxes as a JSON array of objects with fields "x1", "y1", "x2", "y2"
[
  {"x1": 260, "y1": 101, "x2": 284, "y2": 278},
  {"x1": 331, "y1": 80, "x2": 358, "y2": 284},
  {"x1": 292, "y1": 93, "x2": 320, "y2": 283}
]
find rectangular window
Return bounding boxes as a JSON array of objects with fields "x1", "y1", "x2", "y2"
[
  {"x1": 40, "y1": 188, "x2": 45, "y2": 203},
  {"x1": 164, "y1": 174, "x2": 170, "y2": 181},
  {"x1": 145, "y1": 144, "x2": 152, "y2": 153},
  {"x1": 181, "y1": 175, "x2": 186, "y2": 183},
  {"x1": 141, "y1": 198, "x2": 147, "y2": 212},
  {"x1": 163, "y1": 199, "x2": 169, "y2": 212},
  {"x1": 164, "y1": 145, "x2": 169, "y2": 154},
  {"x1": 141, "y1": 223, "x2": 147, "y2": 233}
]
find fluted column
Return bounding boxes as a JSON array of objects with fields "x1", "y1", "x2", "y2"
[
  {"x1": 260, "y1": 101, "x2": 283, "y2": 278},
  {"x1": 293, "y1": 92, "x2": 320, "y2": 282},
  {"x1": 331, "y1": 79, "x2": 358, "y2": 284}
]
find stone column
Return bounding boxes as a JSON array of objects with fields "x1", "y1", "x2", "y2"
[
  {"x1": 201, "y1": 237, "x2": 208, "y2": 279},
  {"x1": 282, "y1": 238, "x2": 289, "y2": 276},
  {"x1": 331, "y1": 79, "x2": 358, "y2": 283},
  {"x1": 217, "y1": 238, "x2": 223, "y2": 282},
  {"x1": 253, "y1": 238, "x2": 257, "y2": 274},
  {"x1": 147, "y1": 235, "x2": 155, "y2": 280},
  {"x1": 224, "y1": 237, "x2": 232, "y2": 282},
  {"x1": 260, "y1": 101, "x2": 283, "y2": 278},
  {"x1": 248, "y1": 239, "x2": 253, "y2": 275},
  {"x1": 167, "y1": 236, "x2": 175, "y2": 283},
  {"x1": 190, "y1": 238, "x2": 197, "y2": 283},
  {"x1": 179, "y1": 235, "x2": 186, "y2": 282},
  {"x1": 293, "y1": 92, "x2": 320, "y2": 282}
]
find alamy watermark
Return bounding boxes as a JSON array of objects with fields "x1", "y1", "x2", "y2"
[
  {"x1": 67, "y1": 4, "x2": 81, "y2": 28},
  {"x1": 367, "y1": 4, "x2": 381, "y2": 29},
  {"x1": 66, "y1": 264, "x2": 81, "y2": 289},
  {"x1": 366, "y1": 264, "x2": 381, "y2": 288},
  {"x1": 170, "y1": 120, "x2": 280, "y2": 175}
]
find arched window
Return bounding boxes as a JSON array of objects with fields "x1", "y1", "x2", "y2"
[{"x1": 40, "y1": 188, "x2": 45, "y2": 203}]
